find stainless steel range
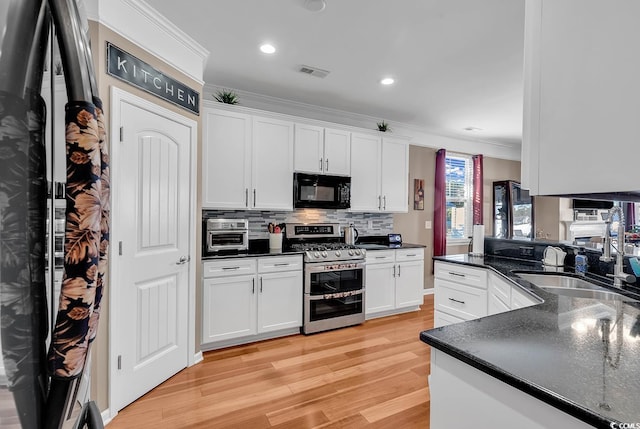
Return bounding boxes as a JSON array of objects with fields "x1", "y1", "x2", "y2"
[{"x1": 286, "y1": 223, "x2": 366, "y2": 334}]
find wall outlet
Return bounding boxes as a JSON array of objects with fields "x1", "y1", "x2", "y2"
[
  {"x1": 425, "y1": 221, "x2": 432, "y2": 229},
  {"x1": 368, "y1": 220, "x2": 373, "y2": 229}
]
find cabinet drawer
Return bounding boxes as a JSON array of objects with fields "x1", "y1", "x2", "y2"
[
  {"x1": 434, "y1": 310, "x2": 465, "y2": 328},
  {"x1": 395, "y1": 248, "x2": 424, "y2": 262},
  {"x1": 258, "y1": 255, "x2": 303, "y2": 273},
  {"x1": 435, "y1": 279, "x2": 488, "y2": 320},
  {"x1": 366, "y1": 250, "x2": 396, "y2": 264},
  {"x1": 434, "y1": 261, "x2": 487, "y2": 289},
  {"x1": 203, "y1": 258, "x2": 257, "y2": 278},
  {"x1": 489, "y1": 272, "x2": 512, "y2": 304}
]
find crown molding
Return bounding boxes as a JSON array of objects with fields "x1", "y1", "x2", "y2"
[
  {"x1": 85, "y1": 0, "x2": 209, "y2": 85},
  {"x1": 204, "y1": 83, "x2": 521, "y2": 161}
]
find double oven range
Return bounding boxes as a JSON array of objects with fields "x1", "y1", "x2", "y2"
[{"x1": 286, "y1": 223, "x2": 366, "y2": 334}]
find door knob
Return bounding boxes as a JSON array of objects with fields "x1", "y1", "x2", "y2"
[{"x1": 176, "y1": 256, "x2": 190, "y2": 265}]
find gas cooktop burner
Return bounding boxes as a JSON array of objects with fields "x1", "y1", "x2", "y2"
[
  {"x1": 290, "y1": 243, "x2": 360, "y2": 252},
  {"x1": 285, "y1": 222, "x2": 367, "y2": 262}
]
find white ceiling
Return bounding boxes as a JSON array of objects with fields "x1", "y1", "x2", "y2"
[{"x1": 145, "y1": 0, "x2": 525, "y2": 147}]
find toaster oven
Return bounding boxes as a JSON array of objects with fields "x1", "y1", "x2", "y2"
[{"x1": 204, "y1": 219, "x2": 249, "y2": 254}]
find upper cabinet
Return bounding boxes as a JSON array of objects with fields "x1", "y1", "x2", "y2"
[
  {"x1": 294, "y1": 124, "x2": 350, "y2": 176},
  {"x1": 351, "y1": 133, "x2": 408, "y2": 212},
  {"x1": 522, "y1": 0, "x2": 640, "y2": 195},
  {"x1": 202, "y1": 106, "x2": 293, "y2": 210}
]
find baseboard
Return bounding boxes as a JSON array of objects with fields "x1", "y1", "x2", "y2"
[
  {"x1": 101, "y1": 408, "x2": 113, "y2": 426},
  {"x1": 192, "y1": 351, "x2": 204, "y2": 366},
  {"x1": 423, "y1": 288, "x2": 434, "y2": 295}
]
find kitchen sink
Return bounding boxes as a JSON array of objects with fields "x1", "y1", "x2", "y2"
[{"x1": 514, "y1": 272, "x2": 639, "y2": 302}]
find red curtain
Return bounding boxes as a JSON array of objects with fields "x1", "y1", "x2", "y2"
[
  {"x1": 472, "y1": 154, "x2": 484, "y2": 225},
  {"x1": 433, "y1": 149, "x2": 447, "y2": 256}
]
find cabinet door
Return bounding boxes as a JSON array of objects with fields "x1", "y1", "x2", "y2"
[
  {"x1": 294, "y1": 123, "x2": 324, "y2": 174},
  {"x1": 511, "y1": 286, "x2": 538, "y2": 310},
  {"x1": 350, "y1": 133, "x2": 381, "y2": 212},
  {"x1": 434, "y1": 278, "x2": 488, "y2": 320},
  {"x1": 488, "y1": 290, "x2": 511, "y2": 315},
  {"x1": 380, "y1": 139, "x2": 408, "y2": 212},
  {"x1": 202, "y1": 275, "x2": 257, "y2": 344},
  {"x1": 258, "y1": 271, "x2": 303, "y2": 333},
  {"x1": 323, "y1": 128, "x2": 351, "y2": 176},
  {"x1": 434, "y1": 310, "x2": 465, "y2": 328},
  {"x1": 365, "y1": 263, "x2": 396, "y2": 316},
  {"x1": 251, "y1": 116, "x2": 294, "y2": 210},
  {"x1": 395, "y1": 260, "x2": 424, "y2": 308},
  {"x1": 202, "y1": 109, "x2": 252, "y2": 209}
]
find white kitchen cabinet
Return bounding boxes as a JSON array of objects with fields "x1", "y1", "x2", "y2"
[
  {"x1": 488, "y1": 272, "x2": 512, "y2": 315},
  {"x1": 202, "y1": 255, "x2": 303, "y2": 349},
  {"x1": 294, "y1": 124, "x2": 350, "y2": 176},
  {"x1": 350, "y1": 133, "x2": 382, "y2": 211},
  {"x1": 522, "y1": 0, "x2": 639, "y2": 195},
  {"x1": 202, "y1": 106, "x2": 294, "y2": 210},
  {"x1": 350, "y1": 133, "x2": 409, "y2": 213},
  {"x1": 257, "y1": 256, "x2": 303, "y2": 333},
  {"x1": 251, "y1": 116, "x2": 294, "y2": 210},
  {"x1": 202, "y1": 108, "x2": 252, "y2": 209},
  {"x1": 380, "y1": 138, "x2": 409, "y2": 212},
  {"x1": 365, "y1": 248, "x2": 424, "y2": 318},
  {"x1": 511, "y1": 285, "x2": 538, "y2": 310}
]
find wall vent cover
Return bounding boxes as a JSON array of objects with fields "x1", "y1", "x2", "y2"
[{"x1": 299, "y1": 65, "x2": 330, "y2": 78}]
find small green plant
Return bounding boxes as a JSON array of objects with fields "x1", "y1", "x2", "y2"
[
  {"x1": 213, "y1": 89, "x2": 239, "y2": 105},
  {"x1": 377, "y1": 120, "x2": 390, "y2": 132}
]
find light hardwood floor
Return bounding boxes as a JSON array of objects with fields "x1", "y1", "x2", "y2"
[{"x1": 107, "y1": 295, "x2": 434, "y2": 428}]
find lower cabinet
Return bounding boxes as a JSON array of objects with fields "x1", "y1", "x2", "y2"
[
  {"x1": 365, "y1": 248, "x2": 424, "y2": 318},
  {"x1": 202, "y1": 255, "x2": 303, "y2": 348},
  {"x1": 435, "y1": 261, "x2": 539, "y2": 327}
]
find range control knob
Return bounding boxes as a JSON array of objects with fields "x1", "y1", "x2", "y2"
[
  {"x1": 314, "y1": 251, "x2": 320, "y2": 258},
  {"x1": 335, "y1": 251, "x2": 341, "y2": 257},
  {"x1": 321, "y1": 251, "x2": 328, "y2": 258},
  {"x1": 348, "y1": 250, "x2": 354, "y2": 256},
  {"x1": 355, "y1": 249, "x2": 361, "y2": 256}
]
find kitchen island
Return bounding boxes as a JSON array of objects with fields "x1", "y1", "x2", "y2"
[{"x1": 421, "y1": 254, "x2": 640, "y2": 428}]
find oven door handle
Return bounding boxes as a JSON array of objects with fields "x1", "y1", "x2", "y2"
[
  {"x1": 306, "y1": 289, "x2": 364, "y2": 300},
  {"x1": 305, "y1": 262, "x2": 366, "y2": 273}
]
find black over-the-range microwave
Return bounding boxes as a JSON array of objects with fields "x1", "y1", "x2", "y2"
[{"x1": 293, "y1": 172, "x2": 351, "y2": 209}]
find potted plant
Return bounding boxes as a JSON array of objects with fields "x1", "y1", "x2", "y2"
[
  {"x1": 377, "y1": 120, "x2": 390, "y2": 132},
  {"x1": 213, "y1": 89, "x2": 239, "y2": 105}
]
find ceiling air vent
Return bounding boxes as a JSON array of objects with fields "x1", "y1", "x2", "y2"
[{"x1": 299, "y1": 65, "x2": 330, "y2": 78}]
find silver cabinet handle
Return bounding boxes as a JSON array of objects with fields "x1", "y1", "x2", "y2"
[
  {"x1": 375, "y1": 256, "x2": 388, "y2": 259},
  {"x1": 245, "y1": 188, "x2": 249, "y2": 207},
  {"x1": 393, "y1": 265, "x2": 396, "y2": 277},
  {"x1": 252, "y1": 278, "x2": 255, "y2": 294},
  {"x1": 325, "y1": 159, "x2": 329, "y2": 171},
  {"x1": 260, "y1": 277, "x2": 263, "y2": 293},
  {"x1": 449, "y1": 272, "x2": 465, "y2": 278},
  {"x1": 176, "y1": 256, "x2": 190, "y2": 265},
  {"x1": 274, "y1": 263, "x2": 290, "y2": 266},
  {"x1": 448, "y1": 297, "x2": 465, "y2": 304},
  {"x1": 406, "y1": 254, "x2": 417, "y2": 257},
  {"x1": 397, "y1": 264, "x2": 401, "y2": 277},
  {"x1": 319, "y1": 158, "x2": 323, "y2": 171},
  {"x1": 222, "y1": 266, "x2": 240, "y2": 271},
  {"x1": 378, "y1": 196, "x2": 382, "y2": 210},
  {"x1": 383, "y1": 196, "x2": 386, "y2": 210},
  {"x1": 253, "y1": 189, "x2": 256, "y2": 206}
]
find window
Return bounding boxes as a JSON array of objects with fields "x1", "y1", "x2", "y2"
[{"x1": 445, "y1": 153, "x2": 473, "y2": 241}]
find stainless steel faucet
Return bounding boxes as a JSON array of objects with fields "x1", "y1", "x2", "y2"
[{"x1": 600, "y1": 206, "x2": 635, "y2": 287}]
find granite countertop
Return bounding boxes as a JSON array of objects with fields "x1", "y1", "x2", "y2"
[
  {"x1": 422, "y1": 254, "x2": 640, "y2": 427},
  {"x1": 357, "y1": 242, "x2": 425, "y2": 250},
  {"x1": 202, "y1": 248, "x2": 304, "y2": 260}
]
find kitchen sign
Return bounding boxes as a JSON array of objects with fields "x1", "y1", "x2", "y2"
[{"x1": 107, "y1": 42, "x2": 200, "y2": 115}]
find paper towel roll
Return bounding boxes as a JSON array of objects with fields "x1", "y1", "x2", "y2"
[{"x1": 471, "y1": 224, "x2": 484, "y2": 255}]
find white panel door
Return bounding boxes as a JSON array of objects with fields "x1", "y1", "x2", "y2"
[
  {"x1": 115, "y1": 98, "x2": 192, "y2": 411},
  {"x1": 202, "y1": 109, "x2": 251, "y2": 209},
  {"x1": 395, "y1": 261, "x2": 424, "y2": 308},
  {"x1": 294, "y1": 123, "x2": 324, "y2": 174},
  {"x1": 251, "y1": 116, "x2": 294, "y2": 210},
  {"x1": 323, "y1": 128, "x2": 351, "y2": 176},
  {"x1": 202, "y1": 275, "x2": 257, "y2": 343},
  {"x1": 257, "y1": 271, "x2": 303, "y2": 333},
  {"x1": 380, "y1": 139, "x2": 408, "y2": 213},
  {"x1": 350, "y1": 133, "x2": 381, "y2": 212},
  {"x1": 365, "y1": 263, "x2": 395, "y2": 315}
]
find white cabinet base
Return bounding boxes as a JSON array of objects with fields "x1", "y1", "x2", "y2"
[
  {"x1": 430, "y1": 349, "x2": 589, "y2": 429},
  {"x1": 201, "y1": 327, "x2": 301, "y2": 352}
]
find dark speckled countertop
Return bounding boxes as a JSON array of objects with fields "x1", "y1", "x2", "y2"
[{"x1": 422, "y1": 254, "x2": 640, "y2": 428}]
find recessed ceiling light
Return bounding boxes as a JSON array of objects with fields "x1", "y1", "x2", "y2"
[
  {"x1": 380, "y1": 77, "x2": 395, "y2": 85},
  {"x1": 463, "y1": 126, "x2": 483, "y2": 132},
  {"x1": 260, "y1": 44, "x2": 276, "y2": 54},
  {"x1": 303, "y1": 0, "x2": 326, "y2": 12}
]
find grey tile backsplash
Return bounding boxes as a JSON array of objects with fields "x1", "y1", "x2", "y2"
[{"x1": 203, "y1": 209, "x2": 394, "y2": 238}]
